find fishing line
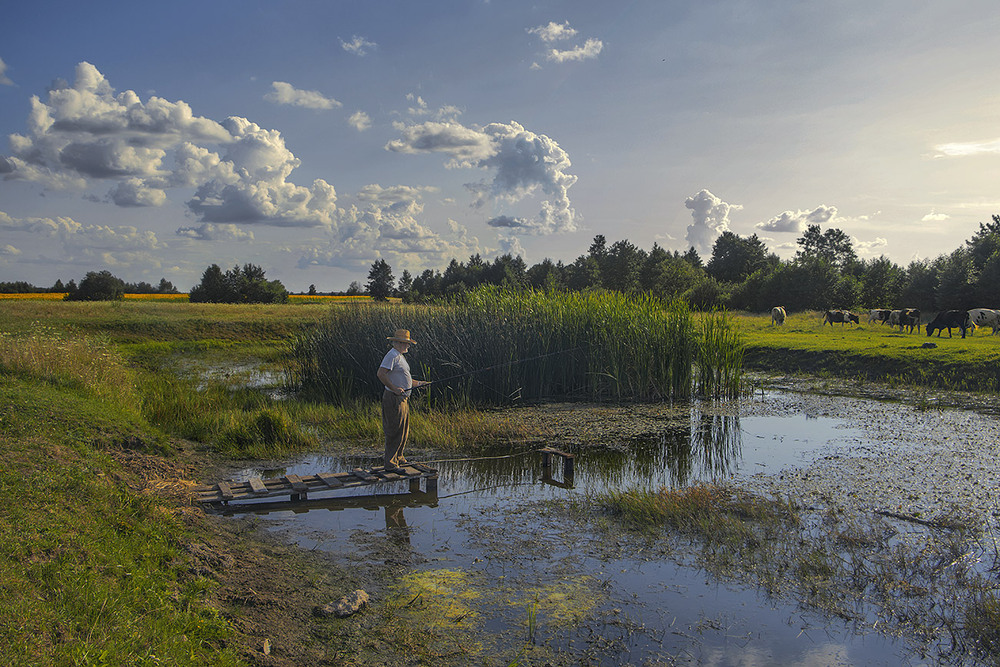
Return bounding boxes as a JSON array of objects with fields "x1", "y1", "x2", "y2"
[
  {"x1": 411, "y1": 345, "x2": 587, "y2": 389},
  {"x1": 418, "y1": 451, "x2": 536, "y2": 465}
]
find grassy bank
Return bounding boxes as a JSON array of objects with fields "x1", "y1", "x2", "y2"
[
  {"x1": 0, "y1": 337, "x2": 241, "y2": 665},
  {"x1": 736, "y1": 310, "x2": 1000, "y2": 392}
]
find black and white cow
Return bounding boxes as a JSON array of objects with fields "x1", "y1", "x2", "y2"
[
  {"x1": 968, "y1": 308, "x2": 1000, "y2": 335},
  {"x1": 926, "y1": 310, "x2": 974, "y2": 338},
  {"x1": 823, "y1": 310, "x2": 859, "y2": 326},
  {"x1": 868, "y1": 308, "x2": 892, "y2": 325},
  {"x1": 771, "y1": 306, "x2": 786, "y2": 325},
  {"x1": 899, "y1": 308, "x2": 921, "y2": 334}
]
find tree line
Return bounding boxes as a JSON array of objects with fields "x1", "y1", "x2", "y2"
[
  {"x1": 7, "y1": 214, "x2": 1000, "y2": 310},
  {"x1": 364, "y1": 214, "x2": 1000, "y2": 314}
]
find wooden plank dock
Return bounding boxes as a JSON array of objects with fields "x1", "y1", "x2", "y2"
[{"x1": 195, "y1": 462, "x2": 438, "y2": 505}]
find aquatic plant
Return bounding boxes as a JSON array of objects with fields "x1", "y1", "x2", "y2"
[{"x1": 292, "y1": 286, "x2": 746, "y2": 405}]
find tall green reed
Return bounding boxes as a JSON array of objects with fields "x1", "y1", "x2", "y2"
[{"x1": 292, "y1": 286, "x2": 744, "y2": 406}]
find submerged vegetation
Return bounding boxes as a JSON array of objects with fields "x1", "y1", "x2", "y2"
[
  {"x1": 598, "y1": 484, "x2": 999, "y2": 662},
  {"x1": 293, "y1": 286, "x2": 746, "y2": 406}
]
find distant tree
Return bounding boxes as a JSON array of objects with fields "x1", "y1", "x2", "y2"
[
  {"x1": 307, "y1": 284, "x2": 317, "y2": 296},
  {"x1": 65, "y1": 270, "x2": 126, "y2": 301},
  {"x1": 484, "y1": 254, "x2": 527, "y2": 289},
  {"x1": 127, "y1": 281, "x2": 156, "y2": 294},
  {"x1": 707, "y1": 232, "x2": 771, "y2": 283},
  {"x1": 602, "y1": 239, "x2": 645, "y2": 292},
  {"x1": 566, "y1": 255, "x2": 602, "y2": 291},
  {"x1": 975, "y1": 252, "x2": 1000, "y2": 307},
  {"x1": 796, "y1": 224, "x2": 857, "y2": 268},
  {"x1": 641, "y1": 246, "x2": 702, "y2": 297},
  {"x1": 189, "y1": 263, "x2": 287, "y2": 303},
  {"x1": 898, "y1": 260, "x2": 938, "y2": 313},
  {"x1": 0, "y1": 281, "x2": 42, "y2": 293},
  {"x1": 527, "y1": 258, "x2": 565, "y2": 291},
  {"x1": 966, "y1": 214, "x2": 1000, "y2": 272},
  {"x1": 859, "y1": 256, "x2": 905, "y2": 308},
  {"x1": 65, "y1": 279, "x2": 77, "y2": 295},
  {"x1": 683, "y1": 276, "x2": 726, "y2": 310},
  {"x1": 366, "y1": 259, "x2": 395, "y2": 301},
  {"x1": 397, "y1": 270, "x2": 413, "y2": 297},
  {"x1": 51, "y1": 279, "x2": 66, "y2": 292},
  {"x1": 157, "y1": 278, "x2": 178, "y2": 294},
  {"x1": 346, "y1": 281, "x2": 363, "y2": 296},
  {"x1": 682, "y1": 247, "x2": 703, "y2": 269},
  {"x1": 189, "y1": 264, "x2": 231, "y2": 302},
  {"x1": 935, "y1": 248, "x2": 976, "y2": 310}
]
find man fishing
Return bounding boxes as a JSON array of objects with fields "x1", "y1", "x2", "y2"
[{"x1": 377, "y1": 329, "x2": 428, "y2": 472}]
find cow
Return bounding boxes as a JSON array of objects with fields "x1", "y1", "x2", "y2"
[
  {"x1": 771, "y1": 306, "x2": 786, "y2": 325},
  {"x1": 968, "y1": 308, "x2": 1000, "y2": 335},
  {"x1": 868, "y1": 308, "x2": 892, "y2": 325},
  {"x1": 899, "y1": 308, "x2": 921, "y2": 334},
  {"x1": 887, "y1": 308, "x2": 919, "y2": 333},
  {"x1": 926, "y1": 310, "x2": 974, "y2": 338},
  {"x1": 823, "y1": 310, "x2": 859, "y2": 326}
]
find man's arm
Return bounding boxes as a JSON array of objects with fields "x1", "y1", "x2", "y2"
[{"x1": 377, "y1": 366, "x2": 404, "y2": 395}]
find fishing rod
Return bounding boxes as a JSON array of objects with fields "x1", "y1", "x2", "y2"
[{"x1": 410, "y1": 345, "x2": 587, "y2": 389}]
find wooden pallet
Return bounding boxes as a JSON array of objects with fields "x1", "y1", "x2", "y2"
[{"x1": 195, "y1": 462, "x2": 438, "y2": 505}]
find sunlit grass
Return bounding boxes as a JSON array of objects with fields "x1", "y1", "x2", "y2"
[
  {"x1": 735, "y1": 309, "x2": 1000, "y2": 391},
  {"x1": 0, "y1": 327, "x2": 138, "y2": 410}
]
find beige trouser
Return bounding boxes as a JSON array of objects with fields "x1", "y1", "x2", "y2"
[{"x1": 382, "y1": 389, "x2": 409, "y2": 468}]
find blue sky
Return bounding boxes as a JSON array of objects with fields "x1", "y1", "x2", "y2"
[{"x1": 3, "y1": 0, "x2": 1000, "y2": 292}]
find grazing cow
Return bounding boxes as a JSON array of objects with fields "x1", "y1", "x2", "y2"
[
  {"x1": 868, "y1": 308, "x2": 892, "y2": 325},
  {"x1": 888, "y1": 309, "x2": 902, "y2": 327},
  {"x1": 926, "y1": 310, "x2": 974, "y2": 338},
  {"x1": 771, "y1": 306, "x2": 786, "y2": 325},
  {"x1": 968, "y1": 308, "x2": 1000, "y2": 335},
  {"x1": 899, "y1": 308, "x2": 921, "y2": 334},
  {"x1": 823, "y1": 310, "x2": 859, "y2": 326}
]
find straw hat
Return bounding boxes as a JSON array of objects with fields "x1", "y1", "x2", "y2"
[{"x1": 387, "y1": 329, "x2": 417, "y2": 344}]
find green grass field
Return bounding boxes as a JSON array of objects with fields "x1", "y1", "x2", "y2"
[{"x1": 735, "y1": 310, "x2": 1000, "y2": 392}]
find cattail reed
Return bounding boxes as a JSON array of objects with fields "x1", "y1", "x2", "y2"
[{"x1": 292, "y1": 286, "x2": 745, "y2": 405}]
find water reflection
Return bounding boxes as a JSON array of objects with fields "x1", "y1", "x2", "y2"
[{"x1": 218, "y1": 396, "x2": 902, "y2": 664}]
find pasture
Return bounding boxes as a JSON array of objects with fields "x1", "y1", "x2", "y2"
[{"x1": 736, "y1": 309, "x2": 1000, "y2": 392}]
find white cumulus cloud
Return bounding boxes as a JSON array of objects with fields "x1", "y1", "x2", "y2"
[
  {"x1": 387, "y1": 119, "x2": 577, "y2": 235},
  {"x1": 527, "y1": 21, "x2": 578, "y2": 43},
  {"x1": 3, "y1": 63, "x2": 341, "y2": 228},
  {"x1": 0, "y1": 57, "x2": 13, "y2": 86},
  {"x1": 921, "y1": 211, "x2": 950, "y2": 222},
  {"x1": 756, "y1": 205, "x2": 837, "y2": 233},
  {"x1": 933, "y1": 138, "x2": 1000, "y2": 157},
  {"x1": 548, "y1": 38, "x2": 604, "y2": 63},
  {"x1": 685, "y1": 189, "x2": 742, "y2": 253},
  {"x1": 264, "y1": 81, "x2": 342, "y2": 110},
  {"x1": 340, "y1": 35, "x2": 377, "y2": 56},
  {"x1": 348, "y1": 110, "x2": 371, "y2": 131},
  {"x1": 175, "y1": 223, "x2": 254, "y2": 242}
]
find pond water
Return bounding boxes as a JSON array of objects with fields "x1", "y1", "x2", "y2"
[{"x1": 214, "y1": 392, "x2": 949, "y2": 665}]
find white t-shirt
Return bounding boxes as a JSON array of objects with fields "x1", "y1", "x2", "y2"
[{"x1": 380, "y1": 348, "x2": 412, "y2": 394}]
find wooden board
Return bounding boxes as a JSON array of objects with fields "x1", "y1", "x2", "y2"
[
  {"x1": 352, "y1": 468, "x2": 378, "y2": 482},
  {"x1": 248, "y1": 477, "x2": 268, "y2": 495},
  {"x1": 316, "y1": 473, "x2": 344, "y2": 488},
  {"x1": 284, "y1": 474, "x2": 308, "y2": 492},
  {"x1": 217, "y1": 480, "x2": 234, "y2": 501}
]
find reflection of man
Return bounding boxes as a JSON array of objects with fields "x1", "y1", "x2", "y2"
[{"x1": 384, "y1": 505, "x2": 411, "y2": 549}]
